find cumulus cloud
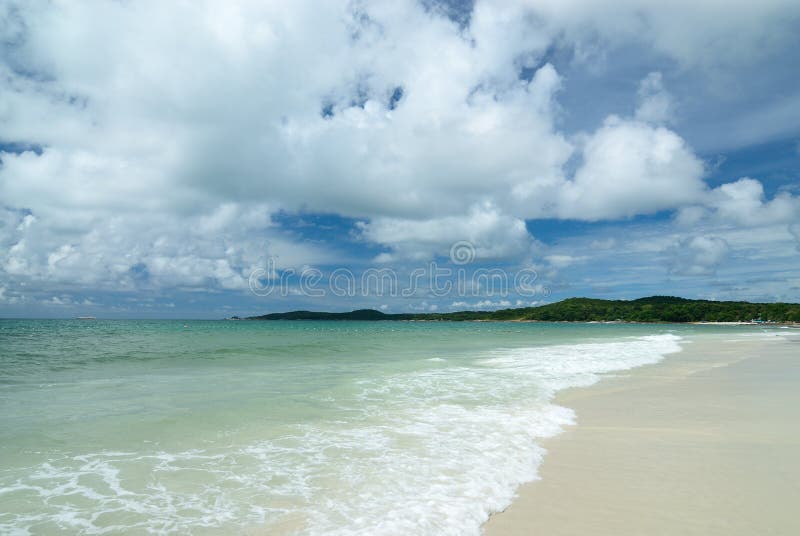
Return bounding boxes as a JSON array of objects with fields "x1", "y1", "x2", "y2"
[
  {"x1": 0, "y1": 0, "x2": 571, "y2": 294},
  {"x1": 0, "y1": 1, "x2": 576, "y2": 220},
  {"x1": 0, "y1": 202, "x2": 337, "y2": 295},
  {"x1": 559, "y1": 115, "x2": 706, "y2": 220},
  {"x1": 706, "y1": 178, "x2": 800, "y2": 226},
  {"x1": 0, "y1": 0, "x2": 798, "y2": 309},
  {"x1": 358, "y1": 204, "x2": 536, "y2": 262},
  {"x1": 674, "y1": 178, "x2": 800, "y2": 245},
  {"x1": 553, "y1": 69, "x2": 710, "y2": 221}
]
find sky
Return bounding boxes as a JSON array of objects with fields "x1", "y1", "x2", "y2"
[{"x1": 0, "y1": 0, "x2": 799, "y2": 318}]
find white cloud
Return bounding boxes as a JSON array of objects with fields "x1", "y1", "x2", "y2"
[
  {"x1": 559, "y1": 115, "x2": 706, "y2": 220},
  {"x1": 535, "y1": 215, "x2": 800, "y2": 302},
  {"x1": 0, "y1": 202, "x2": 338, "y2": 294},
  {"x1": 0, "y1": 1, "x2": 572, "y2": 293},
  {"x1": 635, "y1": 72, "x2": 674, "y2": 124},
  {"x1": 544, "y1": 255, "x2": 587, "y2": 269},
  {"x1": 673, "y1": 205, "x2": 708, "y2": 227},
  {"x1": 707, "y1": 178, "x2": 800, "y2": 227},
  {"x1": 0, "y1": 0, "x2": 798, "y2": 306},
  {"x1": 358, "y1": 204, "x2": 536, "y2": 262},
  {"x1": 674, "y1": 178, "x2": 800, "y2": 252},
  {"x1": 511, "y1": 0, "x2": 800, "y2": 68},
  {"x1": 449, "y1": 299, "x2": 513, "y2": 310},
  {"x1": 669, "y1": 235, "x2": 730, "y2": 276},
  {"x1": 790, "y1": 223, "x2": 800, "y2": 252}
]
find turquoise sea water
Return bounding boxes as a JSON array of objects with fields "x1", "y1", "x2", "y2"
[{"x1": 0, "y1": 320, "x2": 781, "y2": 535}]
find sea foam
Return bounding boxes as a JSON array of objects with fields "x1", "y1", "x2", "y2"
[{"x1": 0, "y1": 333, "x2": 683, "y2": 535}]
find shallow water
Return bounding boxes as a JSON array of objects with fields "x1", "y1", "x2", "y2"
[{"x1": 0, "y1": 320, "x2": 774, "y2": 535}]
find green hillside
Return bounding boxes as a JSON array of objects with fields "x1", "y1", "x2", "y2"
[{"x1": 248, "y1": 296, "x2": 800, "y2": 323}]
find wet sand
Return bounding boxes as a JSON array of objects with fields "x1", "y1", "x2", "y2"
[{"x1": 484, "y1": 334, "x2": 800, "y2": 535}]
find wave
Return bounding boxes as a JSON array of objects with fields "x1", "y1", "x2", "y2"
[{"x1": 0, "y1": 334, "x2": 683, "y2": 535}]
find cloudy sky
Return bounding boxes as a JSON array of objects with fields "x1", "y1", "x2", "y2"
[{"x1": 1, "y1": 0, "x2": 799, "y2": 318}]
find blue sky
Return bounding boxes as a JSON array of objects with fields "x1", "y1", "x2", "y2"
[{"x1": 0, "y1": 0, "x2": 799, "y2": 318}]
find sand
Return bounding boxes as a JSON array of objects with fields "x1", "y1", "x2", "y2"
[{"x1": 483, "y1": 333, "x2": 800, "y2": 536}]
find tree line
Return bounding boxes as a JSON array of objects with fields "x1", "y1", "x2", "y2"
[{"x1": 248, "y1": 296, "x2": 800, "y2": 323}]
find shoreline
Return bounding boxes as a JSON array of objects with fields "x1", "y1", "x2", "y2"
[{"x1": 483, "y1": 332, "x2": 800, "y2": 535}]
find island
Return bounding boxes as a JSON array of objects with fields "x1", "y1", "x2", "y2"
[{"x1": 247, "y1": 296, "x2": 800, "y2": 323}]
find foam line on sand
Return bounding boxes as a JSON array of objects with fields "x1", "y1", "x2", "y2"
[{"x1": 483, "y1": 333, "x2": 800, "y2": 536}]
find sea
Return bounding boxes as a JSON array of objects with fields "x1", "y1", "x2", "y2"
[{"x1": 0, "y1": 319, "x2": 782, "y2": 535}]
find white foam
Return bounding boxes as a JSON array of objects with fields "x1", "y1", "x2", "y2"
[{"x1": 0, "y1": 334, "x2": 683, "y2": 535}]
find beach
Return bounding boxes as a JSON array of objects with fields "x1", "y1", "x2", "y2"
[{"x1": 484, "y1": 333, "x2": 800, "y2": 535}]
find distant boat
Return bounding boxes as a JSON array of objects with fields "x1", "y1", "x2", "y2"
[{"x1": 76, "y1": 316, "x2": 96, "y2": 320}]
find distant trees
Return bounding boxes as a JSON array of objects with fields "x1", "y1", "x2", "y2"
[
  {"x1": 510, "y1": 297, "x2": 800, "y2": 323},
  {"x1": 248, "y1": 296, "x2": 800, "y2": 323}
]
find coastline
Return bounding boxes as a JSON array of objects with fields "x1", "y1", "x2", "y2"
[{"x1": 483, "y1": 332, "x2": 800, "y2": 535}]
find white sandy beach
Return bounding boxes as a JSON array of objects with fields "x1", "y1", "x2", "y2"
[{"x1": 484, "y1": 333, "x2": 800, "y2": 535}]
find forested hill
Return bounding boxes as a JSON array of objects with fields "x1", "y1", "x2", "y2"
[{"x1": 247, "y1": 297, "x2": 800, "y2": 323}]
